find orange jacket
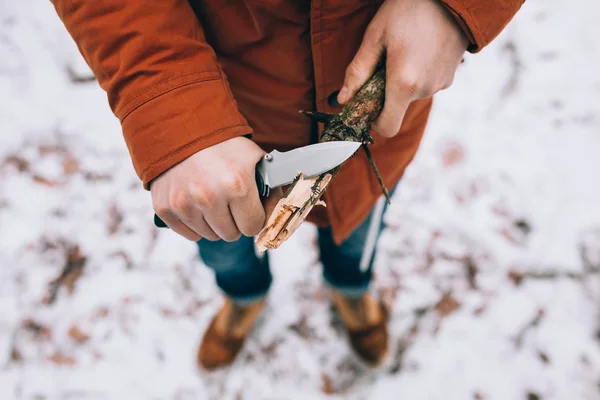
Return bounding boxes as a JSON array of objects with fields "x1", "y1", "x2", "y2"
[{"x1": 53, "y1": 0, "x2": 524, "y2": 243}]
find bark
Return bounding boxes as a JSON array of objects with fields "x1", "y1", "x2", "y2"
[{"x1": 255, "y1": 65, "x2": 387, "y2": 252}]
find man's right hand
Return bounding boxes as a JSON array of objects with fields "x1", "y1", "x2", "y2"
[{"x1": 150, "y1": 137, "x2": 282, "y2": 242}]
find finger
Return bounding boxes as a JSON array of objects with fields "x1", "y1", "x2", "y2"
[
  {"x1": 154, "y1": 191, "x2": 202, "y2": 240},
  {"x1": 338, "y1": 29, "x2": 384, "y2": 104},
  {"x1": 229, "y1": 185, "x2": 266, "y2": 237},
  {"x1": 204, "y1": 203, "x2": 242, "y2": 242},
  {"x1": 262, "y1": 187, "x2": 283, "y2": 224},
  {"x1": 372, "y1": 60, "x2": 415, "y2": 138},
  {"x1": 181, "y1": 211, "x2": 219, "y2": 241},
  {"x1": 156, "y1": 212, "x2": 202, "y2": 242}
]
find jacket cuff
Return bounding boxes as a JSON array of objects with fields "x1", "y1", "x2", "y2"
[
  {"x1": 120, "y1": 72, "x2": 252, "y2": 189},
  {"x1": 439, "y1": 3, "x2": 477, "y2": 52},
  {"x1": 440, "y1": 0, "x2": 525, "y2": 53}
]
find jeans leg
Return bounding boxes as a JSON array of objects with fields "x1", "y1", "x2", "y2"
[
  {"x1": 319, "y1": 187, "x2": 395, "y2": 298},
  {"x1": 197, "y1": 235, "x2": 272, "y2": 304}
]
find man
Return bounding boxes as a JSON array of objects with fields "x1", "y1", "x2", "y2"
[{"x1": 52, "y1": 0, "x2": 524, "y2": 370}]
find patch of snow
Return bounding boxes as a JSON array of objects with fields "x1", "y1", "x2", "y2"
[{"x1": 1, "y1": 0, "x2": 600, "y2": 399}]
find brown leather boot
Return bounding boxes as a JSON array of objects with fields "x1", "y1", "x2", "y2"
[
  {"x1": 197, "y1": 297, "x2": 265, "y2": 371},
  {"x1": 331, "y1": 290, "x2": 389, "y2": 366}
]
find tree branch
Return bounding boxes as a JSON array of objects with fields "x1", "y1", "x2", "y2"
[{"x1": 255, "y1": 65, "x2": 387, "y2": 252}]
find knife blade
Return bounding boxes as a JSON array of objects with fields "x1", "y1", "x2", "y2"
[
  {"x1": 154, "y1": 141, "x2": 361, "y2": 228},
  {"x1": 255, "y1": 141, "x2": 361, "y2": 197}
]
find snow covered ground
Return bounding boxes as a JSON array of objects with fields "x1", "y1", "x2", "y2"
[{"x1": 1, "y1": 1, "x2": 600, "y2": 399}]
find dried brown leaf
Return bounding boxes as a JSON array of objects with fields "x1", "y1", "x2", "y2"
[
  {"x1": 159, "y1": 307, "x2": 177, "y2": 318},
  {"x1": 62, "y1": 246, "x2": 86, "y2": 292},
  {"x1": 260, "y1": 338, "x2": 283, "y2": 357},
  {"x1": 435, "y1": 293, "x2": 461, "y2": 317},
  {"x1": 379, "y1": 286, "x2": 397, "y2": 309},
  {"x1": 62, "y1": 155, "x2": 80, "y2": 175},
  {"x1": 508, "y1": 269, "x2": 524, "y2": 286},
  {"x1": 2, "y1": 154, "x2": 30, "y2": 172},
  {"x1": 22, "y1": 318, "x2": 52, "y2": 340},
  {"x1": 47, "y1": 350, "x2": 76, "y2": 366},
  {"x1": 110, "y1": 250, "x2": 134, "y2": 269},
  {"x1": 32, "y1": 174, "x2": 60, "y2": 187},
  {"x1": 10, "y1": 345, "x2": 23, "y2": 362},
  {"x1": 92, "y1": 306, "x2": 111, "y2": 319},
  {"x1": 321, "y1": 374, "x2": 335, "y2": 395},
  {"x1": 107, "y1": 203, "x2": 123, "y2": 235},
  {"x1": 68, "y1": 325, "x2": 90, "y2": 344},
  {"x1": 38, "y1": 236, "x2": 61, "y2": 252},
  {"x1": 44, "y1": 244, "x2": 87, "y2": 304},
  {"x1": 441, "y1": 141, "x2": 465, "y2": 168},
  {"x1": 288, "y1": 314, "x2": 313, "y2": 339},
  {"x1": 473, "y1": 305, "x2": 487, "y2": 316},
  {"x1": 38, "y1": 144, "x2": 65, "y2": 155},
  {"x1": 499, "y1": 226, "x2": 519, "y2": 244},
  {"x1": 83, "y1": 171, "x2": 113, "y2": 182},
  {"x1": 184, "y1": 299, "x2": 210, "y2": 317},
  {"x1": 492, "y1": 203, "x2": 510, "y2": 217}
]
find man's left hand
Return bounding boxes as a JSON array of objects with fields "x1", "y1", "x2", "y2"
[{"x1": 337, "y1": 0, "x2": 469, "y2": 137}]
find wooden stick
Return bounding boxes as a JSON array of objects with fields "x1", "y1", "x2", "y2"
[{"x1": 255, "y1": 65, "x2": 387, "y2": 252}]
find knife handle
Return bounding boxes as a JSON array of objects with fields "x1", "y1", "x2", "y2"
[
  {"x1": 255, "y1": 165, "x2": 270, "y2": 198},
  {"x1": 154, "y1": 163, "x2": 269, "y2": 229}
]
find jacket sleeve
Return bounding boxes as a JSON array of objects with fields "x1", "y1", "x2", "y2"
[
  {"x1": 439, "y1": 0, "x2": 526, "y2": 53},
  {"x1": 52, "y1": 0, "x2": 252, "y2": 188}
]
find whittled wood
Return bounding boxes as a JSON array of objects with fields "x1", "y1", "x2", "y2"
[{"x1": 255, "y1": 65, "x2": 386, "y2": 252}]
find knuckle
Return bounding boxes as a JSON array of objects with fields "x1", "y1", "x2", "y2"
[
  {"x1": 168, "y1": 189, "x2": 191, "y2": 214},
  {"x1": 222, "y1": 231, "x2": 242, "y2": 243},
  {"x1": 188, "y1": 182, "x2": 217, "y2": 209},
  {"x1": 249, "y1": 223, "x2": 264, "y2": 237},
  {"x1": 152, "y1": 200, "x2": 170, "y2": 218},
  {"x1": 364, "y1": 23, "x2": 384, "y2": 43},
  {"x1": 345, "y1": 62, "x2": 366, "y2": 83},
  {"x1": 184, "y1": 232, "x2": 202, "y2": 242},
  {"x1": 397, "y1": 74, "x2": 420, "y2": 98},
  {"x1": 203, "y1": 232, "x2": 220, "y2": 241},
  {"x1": 246, "y1": 214, "x2": 266, "y2": 237},
  {"x1": 224, "y1": 172, "x2": 248, "y2": 199}
]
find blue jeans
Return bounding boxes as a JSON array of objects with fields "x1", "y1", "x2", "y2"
[{"x1": 197, "y1": 193, "x2": 392, "y2": 303}]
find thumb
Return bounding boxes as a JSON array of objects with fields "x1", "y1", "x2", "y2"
[{"x1": 338, "y1": 32, "x2": 383, "y2": 105}]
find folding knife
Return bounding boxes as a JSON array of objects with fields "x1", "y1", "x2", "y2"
[{"x1": 154, "y1": 141, "x2": 361, "y2": 228}]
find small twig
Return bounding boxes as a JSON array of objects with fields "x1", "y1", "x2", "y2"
[
  {"x1": 299, "y1": 110, "x2": 334, "y2": 124},
  {"x1": 511, "y1": 268, "x2": 600, "y2": 284},
  {"x1": 361, "y1": 143, "x2": 391, "y2": 204},
  {"x1": 66, "y1": 64, "x2": 96, "y2": 84},
  {"x1": 388, "y1": 305, "x2": 433, "y2": 374},
  {"x1": 255, "y1": 65, "x2": 387, "y2": 251},
  {"x1": 513, "y1": 308, "x2": 545, "y2": 348}
]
